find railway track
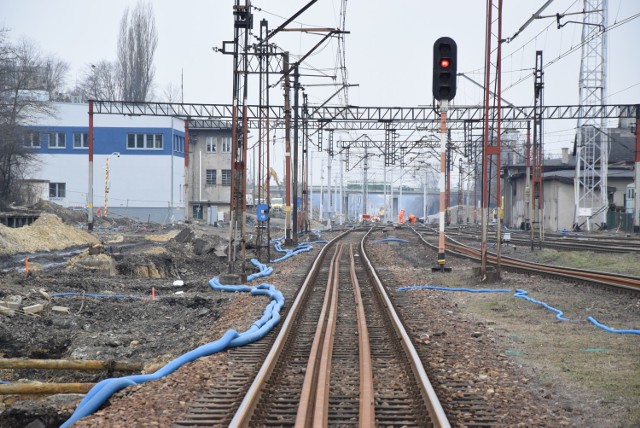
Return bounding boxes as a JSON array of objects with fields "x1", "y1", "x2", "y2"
[
  {"x1": 168, "y1": 229, "x2": 449, "y2": 426},
  {"x1": 414, "y1": 228, "x2": 640, "y2": 292},
  {"x1": 435, "y1": 225, "x2": 640, "y2": 253},
  {"x1": 228, "y1": 229, "x2": 448, "y2": 427}
]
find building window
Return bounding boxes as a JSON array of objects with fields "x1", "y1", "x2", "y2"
[
  {"x1": 23, "y1": 132, "x2": 41, "y2": 148},
  {"x1": 48, "y1": 132, "x2": 65, "y2": 149},
  {"x1": 221, "y1": 136, "x2": 231, "y2": 153},
  {"x1": 192, "y1": 204, "x2": 203, "y2": 219},
  {"x1": 173, "y1": 135, "x2": 184, "y2": 153},
  {"x1": 127, "y1": 133, "x2": 163, "y2": 150},
  {"x1": 221, "y1": 169, "x2": 232, "y2": 186},
  {"x1": 49, "y1": 182, "x2": 66, "y2": 198},
  {"x1": 152, "y1": 134, "x2": 163, "y2": 149},
  {"x1": 73, "y1": 132, "x2": 89, "y2": 149},
  {"x1": 206, "y1": 136, "x2": 217, "y2": 153},
  {"x1": 206, "y1": 169, "x2": 217, "y2": 185}
]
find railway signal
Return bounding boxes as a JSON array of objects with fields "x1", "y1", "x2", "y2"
[
  {"x1": 432, "y1": 37, "x2": 457, "y2": 273},
  {"x1": 432, "y1": 37, "x2": 457, "y2": 101}
]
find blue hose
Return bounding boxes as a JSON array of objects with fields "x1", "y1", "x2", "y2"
[
  {"x1": 62, "y1": 258, "x2": 285, "y2": 428},
  {"x1": 398, "y1": 286, "x2": 568, "y2": 321},
  {"x1": 398, "y1": 285, "x2": 639, "y2": 333},
  {"x1": 513, "y1": 289, "x2": 568, "y2": 321},
  {"x1": 270, "y1": 240, "x2": 318, "y2": 262},
  {"x1": 587, "y1": 316, "x2": 640, "y2": 335}
]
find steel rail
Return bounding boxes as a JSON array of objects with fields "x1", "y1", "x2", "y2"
[
  {"x1": 443, "y1": 229, "x2": 640, "y2": 253},
  {"x1": 349, "y1": 243, "x2": 376, "y2": 427},
  {"x1": 360, "y1": 228, "x2": 451, "y2": 428},
  {"x1": 228, "y1": 230, "x2": 348, "y2": 427},
  {"x1": 414, "y1": 228, "x2": 640, "y2": 292},
  {"x1": 298, "y1": 243, "x2": 343, "y2": 427}
]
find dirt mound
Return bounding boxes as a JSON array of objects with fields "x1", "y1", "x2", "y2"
[
  {"x1": 0, "y1": 214, "x2": 99, "y2": 256},
  {"x1": 33, "y1": 200, "x2": 87, "y2": 224}
]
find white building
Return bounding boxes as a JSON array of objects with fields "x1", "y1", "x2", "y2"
[{"x1": 26, "y1": 102, "x2": 187, "y2": 223}]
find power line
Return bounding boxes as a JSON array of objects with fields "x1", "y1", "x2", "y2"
[{"x1": 503, "y1": 11, "x2": 640, "y2": 93}]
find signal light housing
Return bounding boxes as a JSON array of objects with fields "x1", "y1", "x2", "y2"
[{"x1": 433, "y1": 37, "x2": 458, "y2": 101}]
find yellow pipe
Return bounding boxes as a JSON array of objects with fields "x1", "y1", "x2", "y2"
[
  {"x1": 0, "y1": 358, "x2": 142, "y2": 372},
  {"x1": 0, "y1": 383, "x2": 94, "y2": 395}
]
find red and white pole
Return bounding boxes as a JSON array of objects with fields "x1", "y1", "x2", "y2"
[{"x1": 437, "y1": 100, "x2": 448, "y2": 270}]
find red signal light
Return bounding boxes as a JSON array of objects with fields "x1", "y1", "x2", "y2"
[{"x1": 440, "y1": 58, "x2": 450, "y2": 68}]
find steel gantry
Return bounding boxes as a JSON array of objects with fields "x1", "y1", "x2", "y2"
[{"x1": 92, "y1": 101, "x2": 637, "y2": 130}]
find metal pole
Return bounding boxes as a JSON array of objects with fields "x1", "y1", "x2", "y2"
[
  {"x1": 635, "y1": 105, "x2": 640, "y2": 231},
  {"x1": 292, "y1": 65, "x2": 300, "y2": 242},
  {"x1": 87, "y1": 100, "x2": 94, "y2": 231},
  {"x1": 445, "y1": 137, "x2": 451, "y2": 226},
  {"x1": 326, "y1": 147, "x2": 332, "y2": 228},
  {"x1": 339, "y1": 151, "x2": 344, "y2": 225},
  {"x1": 283, "y1": 53, "x2": 293, "y2": 245},
  {"x1": 495, "y1": 0, "x2": 503, "y2": 274},
  {"x1": 383, "y1": 164, "x2": 388, "y2": 222},
  {"x1": 319, "y1": 158, "x2": 324, "y2": 222},
  {"x1": 424, "y1": 169, "x2": 427, "y2": 223},
  {"x1": 481, "y1": 0, "x2": 494, "y2": 276},
  {"x1": 184, "y1": 120, "x2": 190, "y2": 222},
  {"x1": 104, "y1": 157, "x2": 109, "y2": 217},
  {"x1": 363, "y1": 145, "x2": 368, "y2": 218},
  {"x1": 309, "y1": 149, "x2": 313, "y2": 221},
  {"x1": 437, "y1": 101, "x2": 448, "y2": 270}
]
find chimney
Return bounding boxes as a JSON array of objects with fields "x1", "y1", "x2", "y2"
[{"x1": 561, "y1": 147, "x2": 569, "y2": 165}]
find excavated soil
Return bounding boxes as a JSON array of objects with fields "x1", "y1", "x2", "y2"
[{"x1": 0, "y1": 203, "x2": 273, "y2": 427}]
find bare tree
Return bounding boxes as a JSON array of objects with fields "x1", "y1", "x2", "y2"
[
  {"x1": 0, "y1": 32, "x2": 62, "y2": 208},
  {"x1": 43, "y1": 55, "x2": 70, "y2": 100},
  {"x1": 117, "y1": 1, "x2": 158, "y2": 102},
  {"x1": 76, "y1": 61, "x2": 120, "y2": 101},
  {"x1": 161, "y1": 81, "x2": 181, "y2": 103}
]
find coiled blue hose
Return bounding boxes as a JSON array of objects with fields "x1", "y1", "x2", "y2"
[
  {"x1": 270, "y1": 240, "x2": 327, "y2": 262},
  {"x1": 62, "y1": 258, "x2": 284, "y2": 428}
]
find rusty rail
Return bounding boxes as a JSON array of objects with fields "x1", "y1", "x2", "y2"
[
  {"x1": 414, "y1": 229, "x2": 640, "y2": 292},
  {"x1": 296, "y1": 244, "x2": 343, "y2": 426},
  {"x1": 349, "y1": 244, "x2": 376, "y2": 427}
]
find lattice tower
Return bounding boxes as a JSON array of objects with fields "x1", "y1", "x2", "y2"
[{"x1": 574, "y1": 0, "x2": 608, "y2": 230}]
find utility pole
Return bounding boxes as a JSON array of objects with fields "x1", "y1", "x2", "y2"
[
  {"x1": 326, "y1": 135, "x2": 332, "y2": 229},
  {"x1": 339, "y1": 150, "x2": 344, "y2": 225},
  {"x1": 283, "y1": 53, "x2": 293, "y2": 245},
  {"x1": 480, "y1": 0, "x2": 504, "y2": 278},
  {"x1": 87, "y1": 100, "x2": 94, "y2": 232},
  {"x1": 227, "y1": 0, "x2": 252, "y2": 276},
  {"x1": 532, "y1": 51, "x2": 544, "y2": 249},
  {"x1": 292, "y1": 64, "x2": 300, "y2": 242},
  {"x1": 363, "y1": 145, "x2": 368, "y2": 218}
]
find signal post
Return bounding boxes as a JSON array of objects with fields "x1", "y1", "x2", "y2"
[{"x1": 432, "y1": 37, "x2": 457, "y2": 272}]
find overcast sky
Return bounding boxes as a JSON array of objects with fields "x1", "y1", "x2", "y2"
[{"x1": 2, "y1": 0, "x2": 639, "y2": 185}]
